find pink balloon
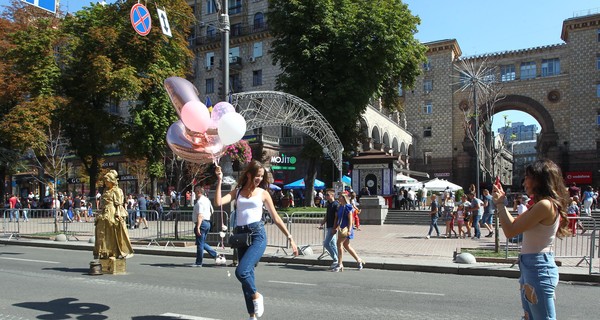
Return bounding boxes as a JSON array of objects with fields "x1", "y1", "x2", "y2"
[
  {"x1": 164, "y1": 77, "x2": 200, "y2": 114},
  {"x1": 180, "y1": 101, "x2": 210, "y2": 133},
  {"x1": 166, "y1": 121, "x2": 224, "y2": 163},
  {"x1": 211, "y1": 102, "x2": 235, "y2": 122}
]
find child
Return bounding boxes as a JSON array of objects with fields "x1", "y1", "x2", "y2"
[{"x1": 456, "y1": 203, "x2": 466, "y2": 238}]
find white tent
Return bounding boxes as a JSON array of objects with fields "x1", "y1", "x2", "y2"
[
  {"x1": 423, "y1": 178, "x2": 463, "y2": 192},
  {"x1": 395, "y1": 174, "x2": 421, "y2": 189}
]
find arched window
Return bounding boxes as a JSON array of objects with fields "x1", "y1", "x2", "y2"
[{"x1": 254, "y1": 12, "x2": 265, "y2": 30}]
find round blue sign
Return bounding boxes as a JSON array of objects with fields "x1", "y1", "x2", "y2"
[{"x1": 130, "y1": 3, "x2": 152, "y2": 36}]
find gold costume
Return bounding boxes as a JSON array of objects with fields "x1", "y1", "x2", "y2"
[{"x1": 93, "y1": 170, "x2": 134, "y2": 259}]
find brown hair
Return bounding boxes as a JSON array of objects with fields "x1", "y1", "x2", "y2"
[
  {"x1": 236, "y1": 160, "x2": 268, "y2": 190},
  {"x1": 525, "y1": 159, "x2": 571, "y2": 238}
]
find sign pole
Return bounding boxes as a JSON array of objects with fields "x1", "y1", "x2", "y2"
[{"x1": 221, "y1": 0, "x2": 230, "y2": 102}]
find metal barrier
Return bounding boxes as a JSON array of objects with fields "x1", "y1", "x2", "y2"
[
  {"x1": 504, "y1": 216, "x2": 598, "y2": 274},
  {"x1": 263, "y1": 211, "x2": 292, "y2": 254},
  {"x1": 289, "y1": 212, "x2": 325, "y2": 255}
]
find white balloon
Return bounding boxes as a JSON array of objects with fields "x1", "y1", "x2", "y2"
[{"x1": 217, "y1": 112, "x2": 247, "y2": 145}]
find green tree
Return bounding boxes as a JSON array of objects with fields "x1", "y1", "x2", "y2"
[{"x1": 268, "y1": 0, "x2": 426, "y2": 203}]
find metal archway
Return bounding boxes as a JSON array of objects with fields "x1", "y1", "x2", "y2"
[{"x1": 231, "y1": 91, "x2": 344, "y2": 175}]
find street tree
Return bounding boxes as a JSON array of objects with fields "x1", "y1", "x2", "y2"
[{"x1": 268, "y1": 0, "x2": 427, "y2": 204}]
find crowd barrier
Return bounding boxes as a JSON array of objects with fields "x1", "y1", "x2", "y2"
[
  {"x1": 503, "y1": 216, "x2": 598, "y2": 274},
  {"x1": 289, "y1": 212, "x2": 325, "y2": 256}
]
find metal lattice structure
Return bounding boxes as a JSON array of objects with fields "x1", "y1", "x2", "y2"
[{"x1": 231, "y1": 91, "x2": 344, "y2": 174}]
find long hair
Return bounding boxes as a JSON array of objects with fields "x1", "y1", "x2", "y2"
[
  {"x1": 236, "y1": 160, "x2": 269, "y2": 190},
  {"x1": 525, "y1": 159, "x2": 570, "y2": 238}
]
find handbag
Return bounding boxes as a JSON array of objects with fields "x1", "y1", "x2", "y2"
[
  {"x1": 337, "y1": 226, "x2": 349, "y2": 238},
  {"x1": 228, "y1": 232, "x2": 252, "y2": 248}
]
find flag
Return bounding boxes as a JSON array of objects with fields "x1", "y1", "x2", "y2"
[{"x1": 205, "y1": 96, "x2": 213, "y2": 113}]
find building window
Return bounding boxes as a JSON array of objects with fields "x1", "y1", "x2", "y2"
[
  {"x1": 597, "y1": 114, "x2": 600, "y2": 126},
  {"x1": 423, "y1": 59, "x2": 431, "y2": 71},
  {"x1": 206, "y1": 26, "x2": 217, "y2": 39},
  {"x1": 520, "y1": 61, "x2": 536, "y2": 80},
  {"x1": 230, "y1": 74, "x2": 242, "y2": 92},
  {"x1": 423, "y1": 126, "x2": 432, "y2": 137},
  {"x1": 423, "y1": 101, "x2": 432, "y2": 114},
  {"x1": 598, "y1": 29, "x2": 600, "y2": 42},
  {"x1": 205, "y1": 78, "x2": 214, "y2": 94},
  {"x1": 253, "y1": 42, "x2": 263, "y2": 59},
  {"x1": 541, "y1": 58, "x2": 560, "y2": 77},
  {"x1": 252, "y1": 70, "x2": 262, "y2": 86},
  {"x1": 206, "y1": 0, "x2": 217, "y2": 14},
  {"x1": 423, "y1": 79, "x2": 433, "y2": 93},
  {"x1": 205, "y1": 52, "x2": 214, "y2": 69},
  {"x1": 282, "y1": 126, "x2": 292, "y2": 137},
  {"x1": 597, "y1": 55, "x2": 600, "y2": 70},
  {"x1": 254, "y1": 12, "x2": 265, "y2": 30},
  {"x1": 229, "y1": 46, "x2": 240, "y2": 64},
  {"x1": 424, "y1": 151, "x2": 432, "y2": 165},
  {"x1": 229, "y1": 0, "x2": 242, "y2": 14},
  {"x1": 500, "y1": 65, "x2": 516, "y2": 82},
  {"x1": 231, "y1": 23, "x2": 242, "y2": 36},
  {"x1": 597, "y1": 84, "x2": 600, "y2": 97}
]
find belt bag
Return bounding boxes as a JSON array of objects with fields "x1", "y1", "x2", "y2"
[{"x1": 228, "y1": 232, "x2": 252, "y2": 248}]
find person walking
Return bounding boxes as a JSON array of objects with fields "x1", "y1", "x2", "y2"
[
  {"x1": 481, "y1": 189, "x2": 495, "y2": 237},
  {"x1": 426, "y1": 194, "x2": 440, "y2": 239},
  {"x1": 192, "y1": 185, "x2": 218, "y2": 267},
  {"x1": 582, "y1": 185, "x2": 594, "y2": 216},
  {"x1": 332, "y1": 193, "x2": 364, "y2": 272},
  {"x1": 318, "y1": 189, "x2": 339, "y2": 269},
  {"x1": 493, "y1": 159, "x2": 571, "y2": 320},
  {"x1": 467, "y1": 193, "x2": 483, "y2": 239},
  {"x1": 214, "y1": 160, "x2": 298, "y2": 320}
]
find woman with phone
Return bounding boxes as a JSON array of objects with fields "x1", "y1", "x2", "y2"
[{"x1": 492, "y1": 159, "x2": 570, "y2": 320}]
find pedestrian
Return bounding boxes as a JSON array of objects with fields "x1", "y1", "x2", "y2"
[
  {"x1": 443, "y1": 193, "x2": 456, "y2": 238},
  {"x1": 455, "y1": 202, "x2": 466, "y2": 238},
  {"x1": 426, "y1": 194, "x2": 440, "y2": 239},
  {"x1": 481, "y1": 189, "x2": 495, "y2": 237},
  {"x1": 136, "y1": 194, "x2": 148, "y2": 229},
  {"x1": 214, "y1": 160, "x2": 298, "y2": 319},
  {"x1": 332, "y1": 193, "x2": 364, "y2": 272},
  {"x1": 467, "y1": 192, "x2": 483, "y2": 239},
  {"x1": 318, "y1": 189, "x2": 339, "y2": 269},
  {"x1": 493, "y1": 159, "x2": 571, "y2": 320},
  {"x1": 192, "y1": 185, "x2": 217, "y2": 267},
  {"x1": 460, "y1": 195, "x2": 472, "y2": 238},
  {"x1": 350, "y1": 191, "x2": 361, "y2": 230},
  {"x1": 419, "y1": 184, "x2": 428, "y2": 210},
  {"x1": 581, "y1": 185, "x2": 594, "y2": 216}
]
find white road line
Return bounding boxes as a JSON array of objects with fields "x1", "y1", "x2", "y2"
[
  {"x1": 161, "y1": 313, "x2": 221, "y2": 320},
  {"x1": 268, "y1": 280, "x2": 317, "y2": 286},
  {"x1": 376, "y1": 289, "x2": 445, "y2": 296},
  {"x1": 0, "y1": 257, "x2": 60, "y2": 264}
]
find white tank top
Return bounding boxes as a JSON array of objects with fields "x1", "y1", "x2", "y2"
[
  {"x1": 521, "y1": 206, "x2": 559, "y2": 254},
  {"x1": 236, "y1": 188, "x2": 264, "y2": 226}
]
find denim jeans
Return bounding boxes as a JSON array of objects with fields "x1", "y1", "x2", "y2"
[
  {"x1": 473, "y1": 215, "x2": 482, "y2": 238},
  {"x1": 10, "y1": 209, "x2": 20, "y2": 222},
  {"x1": 235, "y1": 221, "x2": 267, "y2": 314},
  {"x1": 323, "y1": 227, "x2": 338, "y2": 264},
  {"x1": 195, "y1": 220, "x2": 217, "y2": 265},
  {"x1": 519, "y1": 253, "x2": 558, "y2": 320},
  {"x1": 428, "y1": 216, "x2": 440, "y2": 236}
]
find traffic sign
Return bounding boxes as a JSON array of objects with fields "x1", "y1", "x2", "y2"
[
  {"x1": 130, "y1": 3, "x2": 152, "y2": 36},
  {"x1": 21, "y1": 0, "x2": 57, "y2": 13},
  {"x1": 156, "y1": 8, "x2": 172, "y2": 37}
]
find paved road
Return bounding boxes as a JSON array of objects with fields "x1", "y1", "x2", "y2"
[{"x1": 1, "y1": 246, "x2": 598, "y2": 320}]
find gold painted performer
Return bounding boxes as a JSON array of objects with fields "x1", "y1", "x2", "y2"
[{"x1": 93, "y1": 170, "x2": 134, "y2": 259}]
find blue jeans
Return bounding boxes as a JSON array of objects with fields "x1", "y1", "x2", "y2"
[
  {"x1": 323, "y1": 227, "x2": 338, "y2": 264},
  {"x1": 235, "y1": 221, "x2": 267, "y2": 314},
  {"x1": 428, "y1": 216, "x2": 440, "y2": 236},
  {"x1": 473, "y1": 215, "x2": 482, "y2": 238},
  {"x1": 10, "y1": 210, "x2": 20, "y2": 222},
  {"x1": 519, "y1": 253, "x2": 558, "y2": 320},
  {"x1": 195, "y1": 220, "x2": 217, "y2": 265}
]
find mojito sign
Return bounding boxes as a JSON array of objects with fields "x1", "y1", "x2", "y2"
[{"x1": 270, "y1": 153, "x2": 297, "y2": 170}]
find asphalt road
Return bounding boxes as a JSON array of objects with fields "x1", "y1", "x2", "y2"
[{"x1": 0, "y1": 246, "x2": 598, "y2": 320}]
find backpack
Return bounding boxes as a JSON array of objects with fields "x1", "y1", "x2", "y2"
[{"x1": 15, "y1": 201, "x2": 22, "y2": 209}]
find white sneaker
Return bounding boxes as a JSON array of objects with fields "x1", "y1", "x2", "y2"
[
  {"x1": 252, "y1": 293, "x2": 264, "y2": 317},
  {"x1": 425, "y1": 235, "x2": 430, "y2": 239}
]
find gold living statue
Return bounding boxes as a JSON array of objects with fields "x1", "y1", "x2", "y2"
[{"x1": 93, "y1": 170, "x2": 134, "y2": 260}]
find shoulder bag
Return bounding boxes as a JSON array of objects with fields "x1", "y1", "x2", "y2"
[{"x1": 228, "y1": 189, "x2": 253, "y2": 248}]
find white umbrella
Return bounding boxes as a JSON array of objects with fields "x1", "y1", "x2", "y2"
[{"x1": 423, "y1": 178, "x2": 463, "y2": 192}]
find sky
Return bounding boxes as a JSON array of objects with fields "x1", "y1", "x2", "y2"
[{"x1": 4, "y1": 0, "x2": 599, "y2": 133}]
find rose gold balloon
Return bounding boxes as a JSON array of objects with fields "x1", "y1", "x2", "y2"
[
  {"x1": 164, "y1": 77, "x2": 200, "y2": 117},
  {"x1": 166, "y1": 121, "x2": 224, "y2": 163}
]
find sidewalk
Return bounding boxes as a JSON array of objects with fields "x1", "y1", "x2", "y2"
[{"x1": 1, "y1": 223, "x2": 598, "y2": 282}]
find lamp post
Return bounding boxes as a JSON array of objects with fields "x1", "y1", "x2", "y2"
[
  {"x1": 220, "y1": 0, "x2": 230, "y2": 102},
  {"x1": 472, "y1": 79, "x2": 480, "y2": 198}
]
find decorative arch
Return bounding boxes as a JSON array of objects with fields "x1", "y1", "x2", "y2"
[
  {"x1": 231, "y1": 91, "x2": 344, "y2": 172},
  {"x1": 358, "y1": 117, "x2": 369, "y2": 138},
  {"x1": 382, "y1": 132, "x2": 390, "y2": 148},
  {"x1": 371, "y1": 126, "x2": 381, "y2": 143},
  {"x1": 392, "y1": 138, "x2": 399, "y2": 153},
  {"x1": 400, "y1": 142, "x2": 407, "y2": 154}
]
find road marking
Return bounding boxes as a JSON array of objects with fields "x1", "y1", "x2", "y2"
[
  {"x1": 0, "y1": 257, "x2": 60, "y2": 264},
  {"x1": 161, "y1": 313, "x2": 221, "y2": 320},
  {"x1": 376, "y1": 289, "x2": 445, "y2": 296},
  {"x1": 268, "y1": 280, "x2": 317, "y2": 286}
]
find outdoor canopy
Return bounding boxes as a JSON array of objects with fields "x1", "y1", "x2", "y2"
[
  {"x1": 422, "y1": 178, "x2": 463, "y2": 192},
  {"x1": 342, "y1": 175, "x2": 351, "y2": 184},
  {"x1": 284, "y1": 178, "x2": 325, "y2": 190},
  {"x1": 269, "y1": 183, "x2": 281, "y2": 191}
]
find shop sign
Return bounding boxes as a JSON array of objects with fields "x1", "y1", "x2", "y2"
[{"x1": 565, "y1": 172, "x2": 592, "y2": 184}]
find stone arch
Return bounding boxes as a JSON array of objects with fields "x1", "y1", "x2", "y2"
[
  {"x1": 232, "y1": 91, "x2": 344, "y2": 172},
  {"x1": 358, "y1": 117, "x2": 369, "y2": 138},
  {"x1": 392, "y1": 138, "x2": 399, "y2": 153},
  {"x1": 371, "y1": 126, "x2": 381, "y2": 143},
  {"x1": 400, "y1": 142, "x2": 407, "y2": 154},
  {"x1": 382, "y1": 132, "x2": 390, "y2": 148},
  {"x1": 487, "y1": 94, "x2": 558, "y2": 154}
]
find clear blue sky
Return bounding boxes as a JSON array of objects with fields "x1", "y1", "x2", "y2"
[{"x1": 5, "y1": 0, "x2": 599, "y2": 133}]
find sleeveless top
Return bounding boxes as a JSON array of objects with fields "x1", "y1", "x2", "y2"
[
  {"x1": 521, "y1": 204, "x2": 559, "y2": 254},
  {"x1": 236, "y1": 188, "x2": 264, "y2": 226}
]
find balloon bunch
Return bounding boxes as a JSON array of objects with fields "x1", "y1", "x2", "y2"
[{"x1": 164, "y1": 77, "x2": 247, "y2": 164}]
